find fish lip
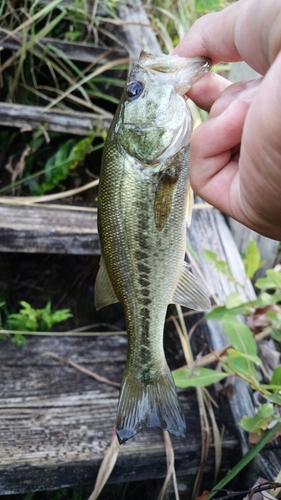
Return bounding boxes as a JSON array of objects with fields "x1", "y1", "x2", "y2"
[
  {"x1": 136, "y1": 52, "x2": 212, "y2": 95},
  {"x1": 139, "y1": 50, "x2": 211, "y2": 72}
]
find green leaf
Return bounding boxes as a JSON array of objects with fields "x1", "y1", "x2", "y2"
[
  {"x1": 203, "y1": 250, "x2": 232, "y2": 278},
  {"x1": 173, "y1": 366, "x2": 228, "y2": 388},
  {"x1": 256, "y1": 269, "x2": 281, "y2": 290},
  {"x1": 205, "y1": 305, "x2": 228, "y2": 320},
  {"x1": 270, "y1": 327, "x2": 281, "y2": 343},
  {"x1": 50, "y1": 309, "x2": 73, "y2": 324},
  {"x1": 11, "y1": 334, "x2": 26, "y2": 347},
  {"x1": 239, "y1": 403, "x2": 275, "y2": 434},
  {"x1": 227, "y1": 347, "x2": 261, "y2": 365},
  {"x1": 259, "y1": 383, "x2": 281, "y2": 391},
  {"x1": 258, "y1": 292, "x2": 281, "y2": 306},
  {"x1": 19, "y1": 301, "x2": 33, "y2": 311},
  {"x1": 4, "y1": 301, "x2": 72, "y2": 332},
  {"x1": 225, "y1": 292, "x2": 245, "y2": 309},
  {"x1": 205, "y1": 303, "x2": 250, "y2": 320},
  {"x1": 271, "y1": 365, "x2": 281, "y2": 385},
  {"x1": 40, "y1": 135, "x2": 95, "y2": 194},
  {"x1": 222, "y1": 349, "x2": 259, "y2": 384},
  {"x1": 243, "y1": 240, "x2": 263, "y2": 279},
  {"x1": 263, "y1": 392, "x2": 281, "y2": 405},
  {"x1": 266, "y1": 310, "x2": 281, "y2": 327},
  {"x1": 222, "y1": 315, "x2": 257, "y2": 357},
  {"x1": 69, "y1": 135, "x2": 94, "y2": 164}
]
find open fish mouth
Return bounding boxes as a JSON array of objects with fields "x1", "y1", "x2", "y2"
[{"x1": 138, "y1": 51, "x2": 211, "y2": 95}]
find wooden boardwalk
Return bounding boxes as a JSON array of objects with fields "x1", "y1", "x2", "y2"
[
  {"x1": 1, "y1": 204, "x2": 281, "y2": 494},
  {"x1": 0, "y1": 333, "x2": 238, "y2": 495},
  {"x1": 1, "y1": 0, "x2": 281, "y2": 495}
]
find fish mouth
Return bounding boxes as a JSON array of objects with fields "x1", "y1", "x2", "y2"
[{"x1": 139, "y1": 51, "x2": 211, "y2": 95}]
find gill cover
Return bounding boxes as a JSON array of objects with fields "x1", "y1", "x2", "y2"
[{"x1": 117, "y1": 51, "x2": 210, "y2": 165}]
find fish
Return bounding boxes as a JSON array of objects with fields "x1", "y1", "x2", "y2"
[{"x1": 95, "y1": 50, "x2": 211, "y2": 444}]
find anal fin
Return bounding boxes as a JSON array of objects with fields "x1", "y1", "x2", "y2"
[
  {"x1": 94, "y1": 256, "x2": 119, "y2": 310},
  {"x1": 172, "y1": 261, "x2": 211, "y2": 311}
]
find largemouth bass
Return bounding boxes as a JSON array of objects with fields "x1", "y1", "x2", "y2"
[{"x1": 95, "y1": 51, "x2": 211, "y2": 444}]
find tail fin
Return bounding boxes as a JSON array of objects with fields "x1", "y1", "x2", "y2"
[{"x1": 116, "y1": 364, "x2": 186, "y2": 444}]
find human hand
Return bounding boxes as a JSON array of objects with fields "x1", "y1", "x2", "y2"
[{"x1": 173, "y1": 0, "x2": 281, "y2": 240}]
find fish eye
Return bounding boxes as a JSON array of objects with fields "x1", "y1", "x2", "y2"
[{"x1": 126, "y1": 81, "x2": 144, "y2": 100}]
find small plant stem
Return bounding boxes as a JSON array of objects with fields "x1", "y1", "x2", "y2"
[
  {"x1": 0, "y1": 328, "x2": 126, "y2": 336},
  {"x1": 43, "y1": 57, "x2": 130, "y2": 111},
  {"x1": 220, "y1": 357, "x2": 272, "y2": 398},
  {"x1": 270, "y1": 470, "x2": 281, "y2": 498},
  {"x1": 207, "y1": 421, "x2": 281, "y2": 500},
  {"x1": 175, "y1": 304, "x2": 194, "y2": 366}
]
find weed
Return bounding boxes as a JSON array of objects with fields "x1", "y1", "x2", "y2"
[
  {"x1": 0, "y1": 299, "x2": 72, "y2": 346},
  {"x1": 0, "y1": 0, "x2": 127, "y2": 108},
  {"x1": 174, "y1": 241, "x2": 281, "y2": 415},
  {"x1": 145, "y1": 0, "x2": 227, "y2": 52}
]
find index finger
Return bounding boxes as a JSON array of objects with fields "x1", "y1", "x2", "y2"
[{"x1": 185, "y1": 72, "x2": 230, "y2": 112}]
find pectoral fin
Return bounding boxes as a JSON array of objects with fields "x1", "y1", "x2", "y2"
[
  {"x1": 95, "y1": 256, "x2": 119, "y2": 310},
  {"x1": 172, "y1": 261, "x2": 211, "y2": 311},
  {"x1": 154, "y1": 172, "x2": 178, "y2": 231}
]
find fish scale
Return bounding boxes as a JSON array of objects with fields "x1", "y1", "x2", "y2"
[{"x1": 95, "y1": 50, "x2": 211, "y2": 443}]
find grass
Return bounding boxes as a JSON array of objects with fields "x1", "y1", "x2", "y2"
[
  {"x1": 2, "y1": 1, "x2": 281, "y2": 500},
  {"x1": 0, "y1": 0, "x2": 128, "y2": 198},
  {"x1": 0, "y1": 0, "x2": 127, "y2": 108}
]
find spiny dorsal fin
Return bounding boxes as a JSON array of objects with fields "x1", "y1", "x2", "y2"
[
  {"x1": 172, "y1": 261, "x2": 211, "y2": 311},
  {"x1": 94, "y1": 256, "x2": 119, "y2": 310}
]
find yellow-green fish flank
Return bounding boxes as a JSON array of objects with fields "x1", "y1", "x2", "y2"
[{"x1": 95, "y1": 51, "x2": 211, "y2": 443}]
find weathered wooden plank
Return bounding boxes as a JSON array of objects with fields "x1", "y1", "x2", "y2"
[
  {"x1": 0, "y1": 204, "x2": 100, "y2": 254},
  {"x1": 0, "y1": 31, "x2": 127, "y2": 64},
  {"x1": 229, "y1": 220, "x2": 279, "y2": 274},
  {"x1": 117, "y1": 0, "x2": 161, "y2": 59},
  {"x1": 0, "y1": 103, "x2": 112, "y2": 135},
  {"x1": 0, "y1": 334, "x2": 238, "y2": 494}
]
